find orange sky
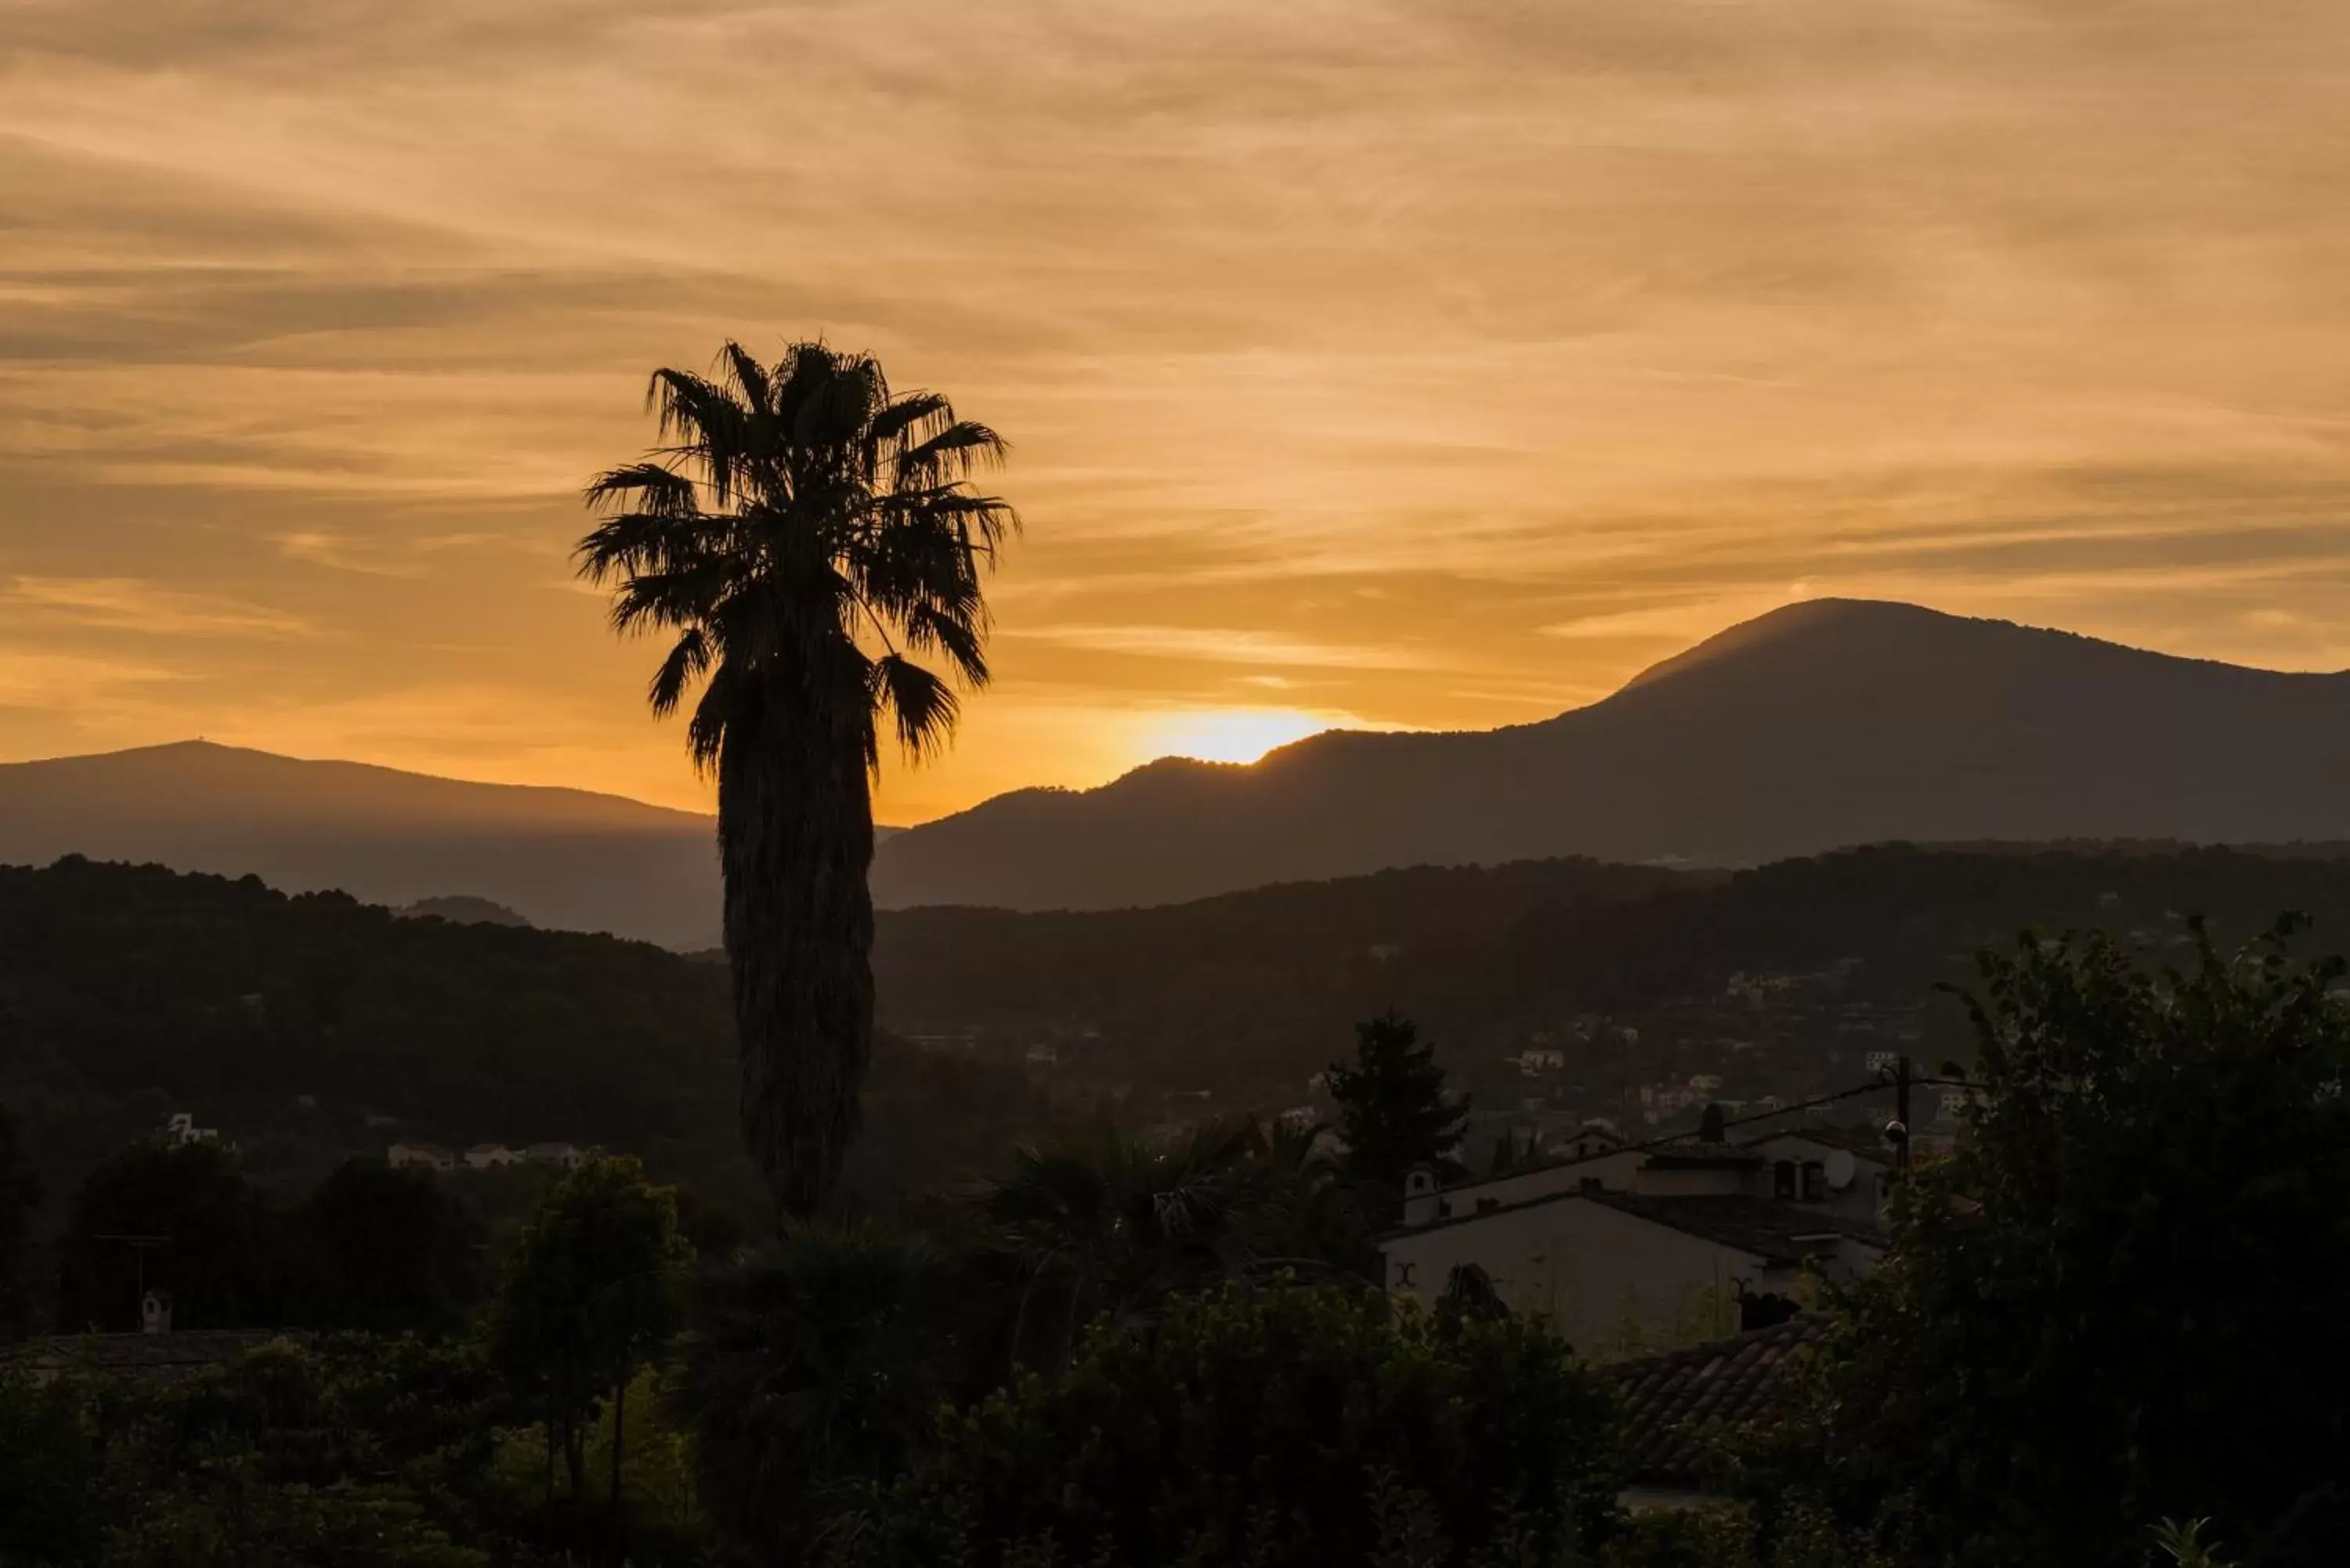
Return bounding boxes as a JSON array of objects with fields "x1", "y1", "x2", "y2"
[{"x1": 5, "y1": 2, "x2": 2350, "y2": 821}]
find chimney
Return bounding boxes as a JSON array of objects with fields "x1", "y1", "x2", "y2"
[{"x1": 1401, "y1": 1167, "x2": 1441, "y2": 1227}]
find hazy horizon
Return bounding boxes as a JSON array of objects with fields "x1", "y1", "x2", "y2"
[{"x1": 7, "y1": 2, "x2": 2350, "y2": 822}]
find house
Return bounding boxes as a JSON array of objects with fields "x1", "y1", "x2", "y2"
[
  {"x1": 1382, "y1": 1188, "x2": 1881, "y2": 1355},
  {"x1": 464, "y1": 1143, "x2": 521, "y2": 1171},
  {"x1": 387, "y1": 1141, "x2": 455, "y2": 1172},
  {"x1": 1547, "y1": 1122, "x2": 1624, "y2": 1162},
  {"x1": 1610, "y1": 1313, "x2": 1832, "y2": 1508},
  {"x1": 523, "y1": 1142, "x2": 585, "y2": 1169},
  {"x1": 164, "y1": 1112, "x2": 219, "y2": 1145},
  {"x1": 1383, "y1": 1130, "x2": 1886, "y2": 1352},
  {"x1": 1024, "y1": 1044, "x2": 1060, "y2": 1068},
  {"x1": 1739, "y1": 1125, "x2": 1894, "y2": 1227},
  {"x1": 1516, "y1": 1047, "x2": 1567, "y2": 1075}
]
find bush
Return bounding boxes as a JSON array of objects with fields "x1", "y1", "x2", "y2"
[
  {"x1": 1762, "y1": 921, "x2": 2350, "y2": 1567},
  {"x1": 837, "y1": 1280, "x2": 1622, "y2": 1568}
]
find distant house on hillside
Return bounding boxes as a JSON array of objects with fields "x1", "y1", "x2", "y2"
[
  {"x1": 522, "y1": 1142, "x2": 584, "y2": 1169},
  {"x1": 164, "y1": 1112, "x2": 219, "y2": 1146},
  {"x1": 1546, "y1": 1123, "x2": 1623, "y2": 1163},
  {"x1": 464, "y1": 1143, "x2": 521, "y2": 1170},
  {"x1": 388, "y1": 1142, "x2": 455, "y2": 1172}
]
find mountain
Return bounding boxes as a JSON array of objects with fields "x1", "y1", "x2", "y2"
[
  {"x1": 0, "y1": 742, "x2": 724, "y2": 948},
  {"x1": 870, "y1": 599, "x2": 2350, "y2": 911},
  {"x1": 396, "y1": 895, "x2": 534, "y2": 927}
]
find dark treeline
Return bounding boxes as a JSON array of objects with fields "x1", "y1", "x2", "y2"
[
  {"x1": 877, "y1": 843, "x2": 2350, "y2": 1093},
  {"x1": 0, "y1": 858, "x2": 1068, "y2": 1229}
]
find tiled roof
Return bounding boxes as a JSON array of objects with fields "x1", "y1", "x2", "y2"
[
  {"x1": 1608, "y1": 1313, "x2": 1831, "y2": 1487},
  {"x1": 4, "y1": 1331, "x2": 284, "y2": 1383},
  {"x1": 1640, "y1": 1150, "x2": 1762, "y2": 1170},
  {"x1": 1582, "y1": 1191, "x2": 1886, "y2": 1264}
]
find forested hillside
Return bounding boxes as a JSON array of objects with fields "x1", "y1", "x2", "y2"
[
  {"x1": 18, "y1": 845, "x2": 2350, "y2": 1229},
  {"x1": 876, "y1": 844, "x2": 2350, "y2": 1108},
  {"x1": 0, "y1": 859, "x2": 1058, "y2": 1224}
]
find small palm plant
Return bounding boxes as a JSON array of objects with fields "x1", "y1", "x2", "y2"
[{"x1": 2152, "y1": 1518, "x2": 2230, "y2": 1568}]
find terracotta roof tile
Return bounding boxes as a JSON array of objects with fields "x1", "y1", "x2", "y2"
[{"x1": 1607, "y1": 1313, "x2": 1830, "y2": 1487}]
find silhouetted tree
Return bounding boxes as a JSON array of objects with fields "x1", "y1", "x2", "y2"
[
  {"x1": 1327, "y1": 1011, "x2": 1468, "y2": 1209},
  {"x1": 301, "y1": 1158, "x2": 484, "y2": 1335},
  {"x1": 981, "y1": 1122, "x2": 1263, "y2": 1372},
  {"x1": 579, "y1": 341, "x2": 1016, "y2": 1219},
  {"x1": 56, "y1": 1138, "x2": 280, "y2": 1332},
  {"x1": 1769, "y1": 919, "x2": 2350, "y2": 1568},
  {"x1": 490, "y1": 1153, "x2": 691, "y2": 1547},
  {"x1": 0, "y1": 1104, "x2": 39, "y2": 1337},
  {"x1": 675, "y1": 1225, "x2": 977, "y2": 1564}
]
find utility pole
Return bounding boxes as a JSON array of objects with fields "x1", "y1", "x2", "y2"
[
  {"x1": 92, "y1": 1233, "x2": 170, "y2": 1324},
  {"x1": 1893, "y1": 1055, "x2": 1913, "y2": 1177}
]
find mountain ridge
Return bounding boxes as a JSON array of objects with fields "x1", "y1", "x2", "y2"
[
  {"x1": 0, "y1": 741, "x2": 725, "y2": 948},
  {"x1": 869, "y1": 598, "x2": 2350, "y2": 910}
]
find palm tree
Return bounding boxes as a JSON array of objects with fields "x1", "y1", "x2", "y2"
[
  {"x1": 978, "y1": 1118, "x2": 1373, "y2": 1371},
  {"x1": 579, "y1": 341, "x2": 1014, "y2": 1218},
  {"x1": 674, "y1": 1226, "x2": 975, "y2": 1563}
]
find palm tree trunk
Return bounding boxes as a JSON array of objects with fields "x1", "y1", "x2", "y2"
[{"x1": 720, "y1": 671, "x2": 877, "y2": 1220}]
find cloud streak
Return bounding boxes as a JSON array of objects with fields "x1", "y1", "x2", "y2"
[{"x1": 3, "y1": 2, "x2": 2348, "y2": 816}]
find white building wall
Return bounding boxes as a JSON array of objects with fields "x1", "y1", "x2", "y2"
[{"x1": 1382, "y1": 1197, "x2": 1796, "y2": 1356}]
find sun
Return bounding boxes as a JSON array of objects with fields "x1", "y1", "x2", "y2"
[{"x1": 1143, "y1": 707, "x2": 1341, "y2": 766}]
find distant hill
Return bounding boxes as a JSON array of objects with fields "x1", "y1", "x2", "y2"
[
  {"x1": 0, "y1": 742, "x2": 917, "y2": 948},
  {"x1": 396, "y1": 895, "x2": 533, "y2": 927},
  {"x1": 872, "y1": 600, "x2": 2350, "y2": 910},
  {"x1": 876, "y1": 842, "x2": 2350, "y2": 1107},
  {"x1": 0, "y1": 742, "x2": 725, "y2": 946}
]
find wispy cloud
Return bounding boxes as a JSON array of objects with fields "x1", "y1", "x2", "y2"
[
  {"x1": 1002, "y1": 623, "x2": 1438, "y2": 670},
  {"x1": 5, "y1": 1, "x2": 2350, "y2": 816},
  {"x1": 4, "y1": 576, "x2": 317, "y2": 639}
]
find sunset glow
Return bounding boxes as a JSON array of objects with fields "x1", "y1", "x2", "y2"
[
  {"x1": 5, "y1": 3, "x2": 2349, "y2": 823},
  {"x1": 1143, "y1": 708, "x2": 1353, "y2": 768}
]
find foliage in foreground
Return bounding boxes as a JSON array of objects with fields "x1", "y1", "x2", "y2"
[
  {"x1": 0, "y1": 1331, "x2": 718, "y2": 1568},
  {"x1": 1751, "y1": 919, "x2": 2350, "y2": 1568},
  {"x1": 829, "y1": 1280, "x2": 1622, "y2": 1568}
]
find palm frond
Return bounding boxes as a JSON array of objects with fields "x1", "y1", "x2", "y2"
[
  {"x1": 648, "y1": 628, "x2": 711, "y2": 718},
  {"x1": 866, "y1": 390, "x2": 953, "y2": 448},
  {"x1": 869, "y1": 654, "x2": 960, "y2": 763}
]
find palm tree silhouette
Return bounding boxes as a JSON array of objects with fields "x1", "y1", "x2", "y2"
[{"x1": 579, "y1": 341, "x2": 1014, "y2": 1217}]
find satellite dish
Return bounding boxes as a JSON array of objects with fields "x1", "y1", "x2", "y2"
[{"x1": 1823, "y1": 1150, "x2": 1858, "y2": 1190}]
